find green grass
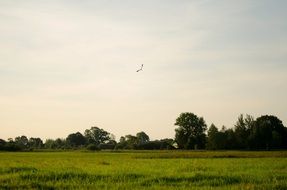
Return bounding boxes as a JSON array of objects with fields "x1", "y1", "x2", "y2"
[{"x1": 0, "y1": 151, "x2": 287, "y2": 189}]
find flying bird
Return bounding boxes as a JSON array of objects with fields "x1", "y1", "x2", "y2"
[{"x1": 136, "y1": 64, "x2": 144, "y2": 72}]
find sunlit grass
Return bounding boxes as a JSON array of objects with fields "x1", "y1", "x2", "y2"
[{"x1": 0, "y1": 151, "x2": 287, "y2": 189}]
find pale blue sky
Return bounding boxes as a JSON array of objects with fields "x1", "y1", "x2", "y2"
[{"x1": 1, "y1": 0, "x2": 286, "y2": 140}]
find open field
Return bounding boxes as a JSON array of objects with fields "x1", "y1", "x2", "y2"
[{"x1": 0, "y1": 151, "x2": 287, "y2": 189}]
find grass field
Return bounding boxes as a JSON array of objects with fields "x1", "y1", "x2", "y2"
[{"x1": 0, "y1": 151, "x2": 287, "y2": 189}]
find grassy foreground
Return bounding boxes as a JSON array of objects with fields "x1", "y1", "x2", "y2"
[{"x1": 0, "y1": 151, "x2": 287, "y2": 189}]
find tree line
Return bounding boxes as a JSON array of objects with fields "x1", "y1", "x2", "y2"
[
  {"x1": 175, "y1": 113, "x2": 287, "y2": 150},
  {"x1": 1, "y1": 113, "x2": 286, "y2": 151}
]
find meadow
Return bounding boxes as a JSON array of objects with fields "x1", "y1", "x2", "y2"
[{"x1": 0, "y1": 151, "x2": 287, "y2": 189}]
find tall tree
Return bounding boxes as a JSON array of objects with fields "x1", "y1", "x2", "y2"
[
  {"x1": 66, "y1": 132, "x2": 86, "y2": 147},
  {"x1": 124, "y1": 135, "x2": 138, "y2": 149},
  {"x1": 0, "y1": 139, "x2": 6, "y2": 150},
  {"x1": 234, "y1": 114, "x2": 254, "y2": 149},
  {"x1": 54, "y1": 138, "x2": 66, "y2": 149},
  {"x1": 28, "y1": 137, "x2": 43, "y2": 149},
  {"x1": 250, "y1": 115, "x2": 287, "y2": 150},
  {"x1": 84, "y1": 126, "x2": 110, "y2": 146},
  {"x1": 14, "y1": 136, "x2": 29, "y2": 149},
  {"x1": 44, "y1": 139, "x2": 56, "y2": 149},
  {"x1": 115, "y1": 136, "x2": 127, "y2": 149},
  {"x1": 206, "y1": 124, "x2": 220, "y2": 150},
  {"x1": 175, "y1": 112, "x2": 207, "y2": 149},
  {"x1": 225, "y1": 128, "x2": 237, "y2": 149},
  {"x1": 136, "y1": 131, "x2": 150, "y2": 145}
]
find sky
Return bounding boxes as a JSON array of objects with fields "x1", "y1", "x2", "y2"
[{"x1": 1, "y1": 0, "x2": 287, "y2": 141}]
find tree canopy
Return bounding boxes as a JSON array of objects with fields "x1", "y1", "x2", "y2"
[
  {"x1": 84, "y1": 126, "x2": 111, "y2": 146},
  {"x1": 175, "y1": 112, "x2": 207, "y2": 149}
]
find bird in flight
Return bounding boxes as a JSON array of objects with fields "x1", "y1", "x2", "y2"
[{"x1": 136, "y1": 64, "x2": 144, "y2": 72}]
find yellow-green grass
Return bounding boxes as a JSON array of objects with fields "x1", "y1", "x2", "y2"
[{"x1": 0, "y1": 151, "x2": 287, "y2": 189}]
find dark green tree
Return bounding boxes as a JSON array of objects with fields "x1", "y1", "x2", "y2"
[
  {"x1": 28, "y1": 137, "x2": 43, "y2": 149},
  {"x1": 234, "y1": 114, "x2": 254, "y2": 149},
  {"x1": 225, "y1": 128, "x2": 237, "y2": 149},
  {"x1": 44, "y1": 138, "x2": 66, "y2": 149},
  {"x1": 54, "y1": 138, "x2": 66, "y2": 149},
  {"x1": 250, "y1": 115, "x2": 287, "y2": 150},
  {"x1": 115, "y1": 136, "x2": 127, "y2": 149},
  {"x1": 136, "y1": 139, "x2": 175, "y2": 150},
  {"x1": 2, "y1": 138, "x2": 21, "y2": 151},
  {"x1": 175, "y1": 112, "x2": 207, "y2": 149},
  {"x1": 124, "y1": 135, "x2": 138, "y2": 149},
  {"x1": 14, "y1": 136, "x2": 29, "y2": 149},
  {"x1": 44, "y1": 139, "x2": 56, "y2": 149},
  {"x1": 84, "y1": 126, "x2": 110, "y2": 146},
  {"x1": 0, "y1": 139, "x2": 6, "y2": 150},
  {"x1": 217, "y1": 126, "x2": 228, "y2": 149},
  {"x1": 136, "y1": 131, "x2": 150, "y2": 145},
  {"x1": 98, "y1": 140, "x2": 117, "y2": 150},
  {"x1": 206, "y1": 124, "x2": 220, "y2": 150},
  {"x1": 66, "y1": 132, "x2": 86, "y2": 147}
]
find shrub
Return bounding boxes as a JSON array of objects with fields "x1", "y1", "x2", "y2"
[{"x1": 86, "y1": 144, "x2": 100, "y2": 151}]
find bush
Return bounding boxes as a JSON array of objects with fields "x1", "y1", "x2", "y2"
[
  {"x1": 98, "y1": 143, "x2": 116, "y2": 150},
  {"x1": 3, "y1": 144, "x2": 22, "y2": 151},
  {"x1": 86, "y1": 144, "x2": 100, "y2": 151}
]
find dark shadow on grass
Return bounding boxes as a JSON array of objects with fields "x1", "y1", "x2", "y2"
[
  {"x1": 20, "y1": 171, "x2": 144, "y2": 183},
  {"x1": 0, "y1": 182, "x2": 58, "y2": 190},
  {"x1": 1, "y1": 166, "x2": 37, "y2": 174}
]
